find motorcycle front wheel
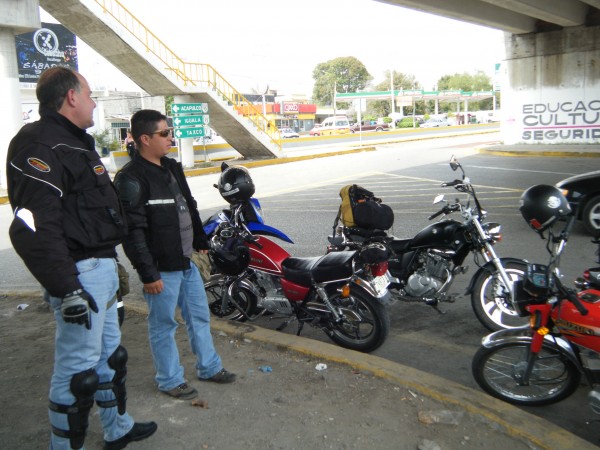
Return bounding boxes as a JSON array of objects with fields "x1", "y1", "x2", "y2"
[
  {"x1": 472, "y1": 342, "x2": 581, "y2": 406},
  {"x1": 471, "y1": 261, "x2": 528, "y2": 331},
  {"x1": 325, "y1": 289, "x2": 390, "y2": 353},
  {"x1": 204, "y1": 276, "x2": 257, "y2": 322}
]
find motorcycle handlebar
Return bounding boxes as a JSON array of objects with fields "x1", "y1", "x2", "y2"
[
  {"x1": 441, "y1": 179, "x2": 462, "y2": 187},
  {"x1": 428, "y1": 208, "x2": 445, "y2": 220},
  {"x1": 566, "y1": 287, "x2": 589, "y2": 316}
]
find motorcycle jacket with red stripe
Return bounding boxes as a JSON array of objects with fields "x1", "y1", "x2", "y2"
[
  {"x1": 114, "y1": 154, "x2": 210, "y2": 284},
  {"x1": 7, "y1": 108, "x2": 127, "y2": 297}
]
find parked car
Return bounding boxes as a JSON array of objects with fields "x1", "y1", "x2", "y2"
[
  {"x1": 311, "y1": 116, "x2": 351, "y2": 136},
  {"x1": 349, "y1": 121, "x2": 389, "y2": 133},
  {"x1": 421, "y1": 117, "x2": 450, "y2": 128},
  {"x1": 556, "y1": 170, "x2": 600, "y2": 235},
  {"x1": 280, "y1": 127, "x2": 300, "y2": 138},
  {"x1": 309, "y1": 124, "x2": 322, "y2": 136}
]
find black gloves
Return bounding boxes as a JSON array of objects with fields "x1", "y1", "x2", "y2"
[{"x1": 61, "y1": 289, "x2": 99, "y2": 330}]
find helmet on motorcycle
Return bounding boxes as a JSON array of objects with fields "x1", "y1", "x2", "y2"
[
  {"x1": 519, "y1": 184, "x2": 571, "y2": 232},
  {"x1": 210, "y1": 236, "x2": 250, "y2": 276},
  {"x1": 218, "y1": 164, "x2": 255, "y2": 204}
]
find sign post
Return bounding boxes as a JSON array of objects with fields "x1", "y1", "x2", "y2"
[{"x1": 170, "y1": 103, "x2": 210, "y2": 164}]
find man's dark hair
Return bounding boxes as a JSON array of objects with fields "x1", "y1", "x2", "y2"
[
  {"x1": 36, "y1": 67, "x2": 80, "y2": 112},
  {"x1": 130, "y1": 109, "x2": 168, "y2": 145}
]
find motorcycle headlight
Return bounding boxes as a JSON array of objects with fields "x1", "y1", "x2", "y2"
[{"x1": 484, "y1": 222, "x2": 502, "y2": 242}]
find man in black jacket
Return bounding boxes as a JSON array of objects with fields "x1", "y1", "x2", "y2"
[
  {"x1": 7, "y1": 67, "x2": 156, "y2": 450},
  {"x1": 114, "y1": 109, "x2": 235, "y2": 401}
]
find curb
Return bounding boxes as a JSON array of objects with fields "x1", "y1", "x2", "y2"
[{"x1": 121, "y1": 297, "x2": 595, "y2": 450}]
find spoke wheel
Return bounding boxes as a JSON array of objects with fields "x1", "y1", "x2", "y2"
[
  {"x1": 471, "y1": 261, "x2": 529, "y2": 331},
  {"x1": 205, "y1": 276, "x2": 257, "y2": 322},
  {"x1": 472, "y1": 342, "x2": 580, "y2": 406},
  {"x1": 326, "y1": 289, "x2": 390, "y2": 353}
]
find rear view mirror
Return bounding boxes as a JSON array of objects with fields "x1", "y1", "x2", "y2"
[
  {"x1": 449, "y1": 156, "x2": 460, "y2": 171},
  {"x1": 433, "y1": 194, "x2": 445, "y2": 204}
]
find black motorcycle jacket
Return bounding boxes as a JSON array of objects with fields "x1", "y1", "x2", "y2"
[
  {"x1": 7, "y1": 108, "x2": 127, "y2": 297},
  {"x1": 114, "y1": 154, "x2": 209, "y2": 284}
]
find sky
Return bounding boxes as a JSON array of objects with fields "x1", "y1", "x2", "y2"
[{"x1": 42, "y1": 0, "x2": 506, "y2": 96}]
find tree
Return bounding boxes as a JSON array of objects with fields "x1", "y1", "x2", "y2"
[
  {"x1": 367, "y1": 70, "x2": 421, "y2": 118},
  {"x1": 436, "y1": 71, "x2": 494, "y2": 111},
  {"x1": 312, "y1": 57, "x2": 371, "y2": 106}
]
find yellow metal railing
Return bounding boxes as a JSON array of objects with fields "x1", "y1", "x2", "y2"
[{"x1": 94, "y1": 0, "x2": 281, "y2": 150}]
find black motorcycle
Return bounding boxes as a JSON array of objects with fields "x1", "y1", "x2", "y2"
[{"x1": 327, "y1": 156, "x2": 528, "y2": 331}]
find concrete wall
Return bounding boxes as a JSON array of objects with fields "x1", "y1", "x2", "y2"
[{"x1": 502, "y1": 25, "x2": 600, "y2": 145}]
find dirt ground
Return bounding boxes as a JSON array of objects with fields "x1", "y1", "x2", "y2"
[{"x1": 0, "y1": 294, "x2": 535, "y2": 450}]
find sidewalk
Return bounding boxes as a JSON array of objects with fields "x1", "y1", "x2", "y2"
[{"x1": 0, "y1": 294, "x2": 595, "y2": 450}]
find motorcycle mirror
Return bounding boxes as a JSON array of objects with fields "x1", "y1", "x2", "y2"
[
  {"x1": 449, "y1": 155, "x2": 460, "y2": 171},
  {"x1": 433, "y1": 194, "x2": 445, "y2": 204}
]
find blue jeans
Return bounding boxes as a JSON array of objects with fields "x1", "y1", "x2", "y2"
[
  {"x1": 46, "y1": 257, "x2": 134, "y2": 449},
  {"x1": 144, "y1": 263, "x2": 222, "y2": 391}
]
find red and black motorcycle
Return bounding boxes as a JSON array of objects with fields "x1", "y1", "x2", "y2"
[
  {"x1": 204, "y1": 164, "x2": 393, "y2": 353},
  {"x1": 472, "y1": 185, "x2": 600, "y2": 412}
]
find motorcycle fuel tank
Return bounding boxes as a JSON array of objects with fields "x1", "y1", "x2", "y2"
[
  {"x1": 410, "y1": 220, "x2": 464, "y2": 249},
  {"x1": 553, "y1": 289, "x2": 600, "y2": 353},
  {"x1": 247, "y1": 235, "x2": 290, "y2": 275}
]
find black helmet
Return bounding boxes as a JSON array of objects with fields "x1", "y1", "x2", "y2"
[
  {"x1": 218, "y1": 164, "x2": 255, "y2": 204},
  {"x1": 519, "y1": 184, "x2": 571, "y2": 232},
  {"x1": 210, "y1": 236, "x2": 250, "y2": 275}
]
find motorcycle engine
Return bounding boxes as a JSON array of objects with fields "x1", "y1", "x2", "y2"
[
  {"x1": 405, "y1": 251, "x2": 450, "y2": 297},
  {"x1": 254, "y1": 272, "x2": 293, "y2": 315}
]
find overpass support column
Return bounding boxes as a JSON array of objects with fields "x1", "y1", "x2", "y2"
[
  {"x1": 501, "y1": 26, "x2": 600, "y2": 145},
  {"x1": 0, "y1": 0, "x2": 40, "y2": 189}
]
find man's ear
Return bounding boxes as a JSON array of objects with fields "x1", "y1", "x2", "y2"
[
  {"x1": 63, "y1": 88, "x2": 77, "y2": 108},
  {"x1": 138, "y1": 134, "x2": 150, "y2": 147}
]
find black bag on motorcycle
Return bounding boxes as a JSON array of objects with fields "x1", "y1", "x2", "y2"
[{"x1": 339, "y1": 184, "x2": 394, "y2": 230}]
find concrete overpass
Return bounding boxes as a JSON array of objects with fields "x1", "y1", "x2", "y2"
[
  {"x1": 0, "y1": 0, "x2": 281, "y2": 189},
  {"x1": 376, "y1": 1, "x2": 600, "y2": 145}
]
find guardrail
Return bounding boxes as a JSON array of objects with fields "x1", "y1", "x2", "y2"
[{"x1": 94, "y1": 0, "x2": 281, "y2": 150}]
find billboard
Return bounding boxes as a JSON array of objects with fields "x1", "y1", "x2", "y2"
[{"x1": 15, "y1": 22, "x2": 78, "y2": 83}]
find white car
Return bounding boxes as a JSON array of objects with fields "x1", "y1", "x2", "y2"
[
  {"x1": 280, "y1": 127, "x2": 300, "y2": 138},
  {"x1": 421, "y1": 118, "x2": 450, "y2": 128}
]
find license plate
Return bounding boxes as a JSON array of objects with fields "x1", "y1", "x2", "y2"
[{"x1": 372, "y1": 273, "x2": 390, "y2": 295}]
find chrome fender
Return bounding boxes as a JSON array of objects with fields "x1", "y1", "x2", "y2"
[
  {"x1": 351, "y1": 277, "x2": 394, "y2": 305},
  {"x1": 481, "y1": 327, "x2": 582, "y2": 369}
]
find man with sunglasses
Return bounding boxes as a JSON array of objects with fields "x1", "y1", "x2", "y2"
[
  {"x1": 114, "y1": 109, "x2": 236, "y2": 402},
  {"x1": 7, "y1": 67, "x2": 157, "y2": 449}
]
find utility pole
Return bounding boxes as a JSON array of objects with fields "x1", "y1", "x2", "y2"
[
  {"x1": 390, "y1": 71, "x2": 395, "y2": 115},
  {"x1": 333, "y1": 80, "x2": 337, "y2": 116}
]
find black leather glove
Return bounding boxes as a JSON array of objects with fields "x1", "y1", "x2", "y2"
[{"x1": 61, "y1": 289, "x2": 99, "y2": 330}]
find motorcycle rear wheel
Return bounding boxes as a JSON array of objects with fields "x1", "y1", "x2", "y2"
[
  {"x1": 205, "y1": 276, "x2": 257, "y2": 322},
  {"x1": 472, "y1": 342, "x2": 581, "y2": 406},
  {"x1": 471, "y1": 261, "x2": 528, "y2": 331},
  {"x1": 325, "y1": 289, "x2": 390, "y2": 353}
]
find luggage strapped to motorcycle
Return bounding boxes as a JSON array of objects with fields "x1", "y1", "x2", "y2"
[{"x1": 333, "y1": 184, "x2": 394, "y2": 233}]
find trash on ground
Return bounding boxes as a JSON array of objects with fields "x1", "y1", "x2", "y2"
[
  {"x1": 191, "y1": 398, "x2": 209, "y2": 409},
  {"x1": 258, "y1": 365, "x2": 272, "y2": 373},
  {"x1": 418, "y1": 410, "x2": 464, "y2": 425},
  {"x1": 17, "y1": 304, "x2": 29, "y2": 310},
  {"x1": 315, "y1": 363, "x2": 327, "y2": 371}
]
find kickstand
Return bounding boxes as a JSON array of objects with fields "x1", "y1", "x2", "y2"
[
  {"x1": 276, "y1": 316, "x2": 296, "y2": 332},
  {"x1": 296, "y1": 321, "x2": 305, "y2": 336}
]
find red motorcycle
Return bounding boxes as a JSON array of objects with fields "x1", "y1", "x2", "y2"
[
  {"x1": 472, "y1": 185, "x2": 600, "y2": 411},
  {"x1": 204, "y1": 164, "x2": 393, "y2": 353}
]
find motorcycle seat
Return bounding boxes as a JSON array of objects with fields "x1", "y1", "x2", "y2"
[{"x1": 282, "y1": 251, "x2": 355, "y2": 286}]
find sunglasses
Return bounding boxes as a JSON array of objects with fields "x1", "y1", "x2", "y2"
[{"x1": 149, "y1": 128, "x2": 173, "y2": 138}]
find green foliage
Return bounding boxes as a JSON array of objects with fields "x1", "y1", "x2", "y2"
[
  {"x1": 396, "y1": 117, "x2": 420, "y2": 128},
  {"x1": 165, "y1": 95, "x2": 174, "y2": 115},
  {"x1": 312, "y1": 57, "x2": 371, "y2": 106},
  {"x1": 90, "y1": 128, "x2": 112, "y2": 150},
  {"x1": 367, "y1": 70, "x2": 421, "y2": 118},
  {"x1": 436, "y1": 71, "x2": 494, "y2": 112}
]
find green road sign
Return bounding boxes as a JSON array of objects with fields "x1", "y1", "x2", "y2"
[
  {"x1": 172, "y1": 115, "x2": 210, "y2": 127},
  {"x1": 171, "y1": 103, "x2": 208, "y2": 115},
  {"x1": 174, "y1": 126, "x2": 206, "y2": 138}
]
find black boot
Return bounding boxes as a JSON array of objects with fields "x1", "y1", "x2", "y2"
[{"x1": 104, "y1": 422, "x2": 158, "y2": 450}]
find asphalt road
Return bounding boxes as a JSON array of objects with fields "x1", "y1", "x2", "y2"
[{"x1": 197, "y1": 147, "x2": 600, "y2": 445}]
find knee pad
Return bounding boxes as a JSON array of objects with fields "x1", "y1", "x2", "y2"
[
  {"x1": 97, "y1": 345, "x2": 128, "y2": 414},
  {"x1": 49, "y1": 368, "x2": 99, "y2": 449}
]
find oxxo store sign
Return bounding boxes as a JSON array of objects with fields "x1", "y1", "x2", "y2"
[{"x1": 282, "y1": 102, "x2": 299, "y2": 115}]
